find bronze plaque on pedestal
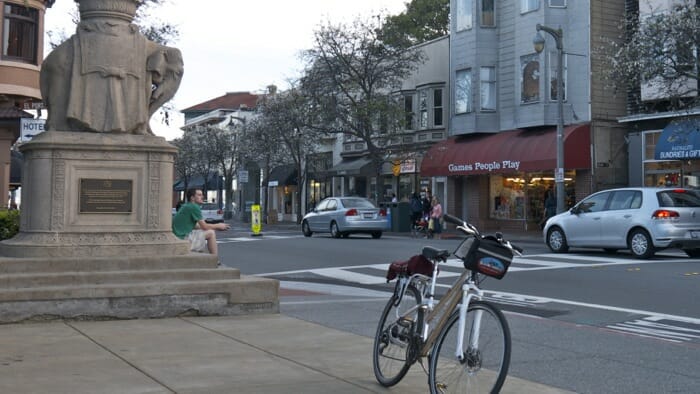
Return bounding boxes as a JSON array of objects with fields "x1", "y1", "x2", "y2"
[{"x1": 79, "y1": 179, "x2": 133, "y2": 213}]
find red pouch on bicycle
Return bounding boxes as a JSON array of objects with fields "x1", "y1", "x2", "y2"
[
  {"x1": 454, "y1": 236, "x2": 513, "y2": 279},
  {"x1": 386, "y1": 255, "x2": 435, "y2": 282}
]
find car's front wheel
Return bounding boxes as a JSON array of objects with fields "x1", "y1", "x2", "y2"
[
  {"x1": 330, "y1": 221, "x2": 342, "y2": 238},
  {"x1": 683, "y1": 248, "x2": 700, "y2": 258},
  {"x1": 546, "y1": 226, "x2": 569, "y2": 253},
  {"x1": 628, "y1": 229, "x2": 655, "y2": 259},
  {"x1": 302, "y1": 220, "x2": 313, "y2": 237}
]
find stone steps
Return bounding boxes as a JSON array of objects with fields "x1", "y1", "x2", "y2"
[
  {"x1": 0, "y1": 268, "x2": 241, "y2": 289},
  {"x1": 0, "y1": 254, "x2": 279, "y2": 323},
  {"x1": 0, "y1": 254, "x2": 217, "y2": 274}
]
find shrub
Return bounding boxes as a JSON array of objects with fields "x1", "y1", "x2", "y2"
[{"x1": 0, "y1": 210, "x2": 20, "y2": 240}]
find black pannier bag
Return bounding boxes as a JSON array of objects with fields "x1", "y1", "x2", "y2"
[
  {"x1": 453, "y1": 235, "x2": 513, "y2": 279},
  {"x1": 386, "y1": 254, "x2": 435, "y2": 282}
]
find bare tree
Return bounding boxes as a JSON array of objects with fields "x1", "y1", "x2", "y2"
[
  {"x1": 172, "y1": 132, "x2": 199, "y2": 203},
  {"x1": 256, "y1": 87, "x2": 321, "y2": 223},
  {"x1": 601, "y1": 3, "x2": 700, "y2": 113},
  {"x1": 300, "y1": 15, "x2": 425, "y2": 203}
]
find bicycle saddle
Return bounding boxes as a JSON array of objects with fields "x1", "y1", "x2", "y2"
[{"x1": 421, "y1": 246, "x2": 449, "y2": 262}]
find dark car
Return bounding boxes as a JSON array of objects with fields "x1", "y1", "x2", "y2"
[{"x1": 301, "y1": 197, "x2": 389, "y2": 239}]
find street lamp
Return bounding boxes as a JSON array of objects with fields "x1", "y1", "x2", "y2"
[{"x1": 533, "y1": 24, "x2": 566, "y2": 214}]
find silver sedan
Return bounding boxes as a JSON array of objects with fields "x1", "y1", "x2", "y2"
[{"x1": 302, "y1": 197, "x2": 389, "y2": 239}]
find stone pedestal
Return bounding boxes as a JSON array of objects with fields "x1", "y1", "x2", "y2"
[
  {"x1": 0, "y1": 131, "x2": 189, "y2": 258},
  {"x1": 0, "y1": 131, "x2": 279, "y2": 322}
]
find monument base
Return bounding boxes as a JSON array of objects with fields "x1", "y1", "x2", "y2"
[
  {"x1": 0, "y1": 131, "x2": 188, "y2": 257},
  {"x1": 0, "y1": 131, "x2": 279, "y2": 321}
]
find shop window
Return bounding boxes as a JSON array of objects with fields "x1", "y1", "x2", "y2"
[
  {"x1": 549, "y1": 53, "x2": 567, "y2": 101},
  {"x1": 520, "y1": 54, "x2": 540, "y2": 103},
  {"x1": 2, "y1": 4, "x2": 38, "y2": 63},
  {"x1": 456, "y1": 0, "x2": 473, "y2": 31},
  {"x1": 490, "y1": 175, "x2": 526, "y2": 220},
  {"x1": 455, "y1": 69, "x2": 472, "y2": 114},
  {"x1": 480, "y1": 66, "x2": 496, "y2": 111},
  {"x1": 419, "y1": 90, "x2": 428, "y2": 129},
  {"x1": 521, "y1": 0, "x2": 539, "y2": 14},
  {"x1": 433, "y1": 89, "x2": 443, "y2": 126},
  {"x1": 481, "y1": 0, "x2": 495, "y2": 27}
]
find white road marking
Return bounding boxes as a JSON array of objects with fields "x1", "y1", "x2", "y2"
[
  {"x1": 606, "y1": 317, "x2": 700, "y2": 343},
  {"x1": 218, "y1": 235, "x2": 304, "y2": 243}
]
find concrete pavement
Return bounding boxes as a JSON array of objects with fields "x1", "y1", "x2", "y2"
[{"x1": 0, "y1": 313, "x2": 573, "y2": 393}]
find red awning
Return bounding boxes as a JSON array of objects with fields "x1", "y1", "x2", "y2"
[{"x1": 420, "y1": 124, "x2": 590, "y2": 176}]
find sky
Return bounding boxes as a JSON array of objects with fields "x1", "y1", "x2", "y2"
[{"x1": 43, "y1": 0, "x2": 408, "y2": 140}]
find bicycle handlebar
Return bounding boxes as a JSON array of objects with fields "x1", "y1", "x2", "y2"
[{"x1": 442, "y1": 214, "x2": 523, "y2": 256}]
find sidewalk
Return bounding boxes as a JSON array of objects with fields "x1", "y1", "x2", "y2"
[{"x1": 0, "y1": 314, "x2": 573, "y2": 393}]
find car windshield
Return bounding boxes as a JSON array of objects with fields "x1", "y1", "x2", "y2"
[
  {"x1": 657, "y1": 189, "x2": 700, "y2": 207},
  {"x1": 341, "y1": 198, "x2": 376, "y2": 208}
]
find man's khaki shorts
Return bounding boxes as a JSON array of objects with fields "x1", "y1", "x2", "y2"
[{"x1": 187, "y1": 230, "x2": 207, "y2": 253}]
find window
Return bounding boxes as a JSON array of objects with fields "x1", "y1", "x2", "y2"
[
  {"x1": 418, "y1": 90, "x2": 428, "y2": 129},
  {"x1": 520, "y1": 54, "x2": 540, "y2": 103},
  {"x1": 455, "y1": 69, "x2": 472, "y2": 114},
  {"x1": 481, "y1": 0, "x2": 495, "y2": 27},
  {"x1": 404, "y1": 95, "x2": 414, "y2": 129},
  {"x1": 520, "y1": 0, "x2": 539, "y2": 13},
  {"x1": 480, "y1": 67, "x2": 496, "y2": 111},
  {"x1": 456, "y1": 0, "x2": 473, "y2": 31},
  {"x1": 549, "y1": 0, "x2": 566, "y2": 7},
  {"x1": 609, "y1": 190, "x2": 640, "y2": 210},
  {"x1": 576, "y1": 192, "x2": 610, "y2": 213},
  {"x1": 433, "y1": 89, "x2": 443, "y2": 126},
  {"x1": 2, "y1": 4, "x2": 38, "y2": 63},
  {"x1": 549, "y1": 53, "x2": 567, "y2": 101}
]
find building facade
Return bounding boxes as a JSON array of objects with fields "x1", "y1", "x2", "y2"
[
  {"x1": 0, "y1": 0, "x2": 53, "y2": 208},
  {"x1": 620, "y1": 0, "x2": 700, "y2": 189},
  {"x1": 421, "y1": 0, "x2": 627, "y2": 231},
  {"x1": 325, "y1": 35, "x2": 450, "y2": 207}
]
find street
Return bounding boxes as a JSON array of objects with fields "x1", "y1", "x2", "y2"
[{"x1": 217, "y1": 224, "x2": 700, "y2": 393}]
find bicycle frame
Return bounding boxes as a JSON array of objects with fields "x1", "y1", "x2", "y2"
[{"x1": 392, "y1": 258, "x2": 485, "y2": 359}]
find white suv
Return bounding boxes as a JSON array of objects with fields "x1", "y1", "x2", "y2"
[{"x1": 544, "y1": 187, "x2": 700, "y2": 259}]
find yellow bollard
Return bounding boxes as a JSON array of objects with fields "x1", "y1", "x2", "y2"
[{"x1": 251, "y1": 204, "x2": 263, "y2": 236}]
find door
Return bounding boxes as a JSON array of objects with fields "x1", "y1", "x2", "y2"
[
  {"x1": 564, "y1": 191, "x2": 611, "y2": 246},
  {"x1": 599, "y1": 190, "x2": 640, "y2": 247}
]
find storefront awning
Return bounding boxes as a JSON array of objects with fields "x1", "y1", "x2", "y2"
[
  {"x1": 654, "y1": 119, "x2": 700, "y2": 160},
  {"x1": 420, "y1": 124, "x2": 591, "y2": 176},
  {"x1": 268, "y1": 164, "x2": 298, "y2": 186},
  {"x1": 328, "y1": 157, "x2": 373, "y2": 176}
]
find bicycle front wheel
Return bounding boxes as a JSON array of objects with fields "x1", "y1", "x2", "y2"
[
  {"x1": 428, "y1": 301, "x2": 511, "y2": 394},
  {"x1": 373, "y1": 284, "x2": 422, "y2": 386}
]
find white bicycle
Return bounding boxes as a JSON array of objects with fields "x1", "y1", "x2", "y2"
[{"x1": 373, "y1": 213, "x2": 523, "y2": 393}]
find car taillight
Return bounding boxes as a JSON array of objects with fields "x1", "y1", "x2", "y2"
[
  {"x1": 345, "y1": 209, "x2": 358, "y2": 216},
  {"x1": 379, "y1": 209, "x2": 387, "y2": 217},
  {"x1": 217, "y1": 209, "x2": 223, "y2": 214},
  {"x1": 652, "y1": 209, "x2": 679, "y2": 219}
]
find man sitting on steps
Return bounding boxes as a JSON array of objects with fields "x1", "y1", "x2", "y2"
[{"x1": 172, "y1": 188, "x2": 230, "y2": 255}]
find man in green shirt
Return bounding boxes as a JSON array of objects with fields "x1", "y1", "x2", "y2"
[{"x1": 172, "y1": 189, "x2": 230, "y2": 255}]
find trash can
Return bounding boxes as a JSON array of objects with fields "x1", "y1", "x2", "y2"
[{"x1": 393, "y1": 202, "x2": 411, "y2": 232}]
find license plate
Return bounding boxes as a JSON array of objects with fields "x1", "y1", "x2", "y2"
[
  {"x1": 363, "y1": 213, "x2": 373, "y2": 219},
  {"x1": 691, "y1": 231, "x2": 700, "y2": 239}
]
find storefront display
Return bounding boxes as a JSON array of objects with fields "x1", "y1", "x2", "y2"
[{"x1": 488, "y1": 172, "x2": 576, "y2": 222}]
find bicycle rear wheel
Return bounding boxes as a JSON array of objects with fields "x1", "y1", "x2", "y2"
[
  {"x1": 373, "y1": 284, "x2": 422, "y2": 386},
  {"x1": 428, "y1": 301, "x2": 511, "y2": 394}
]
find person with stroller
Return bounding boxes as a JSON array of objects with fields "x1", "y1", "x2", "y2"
[{"x1": 409, "y1": 193, "x2": 426, "y2": 237}]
